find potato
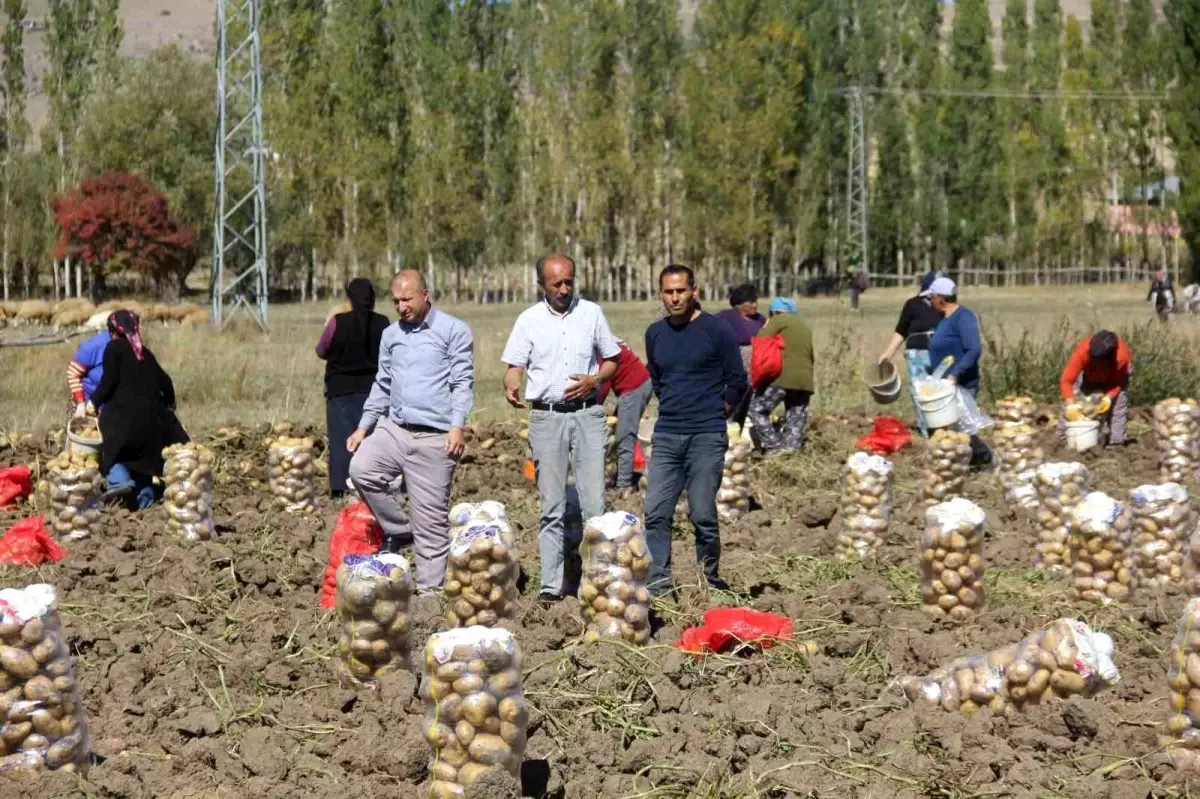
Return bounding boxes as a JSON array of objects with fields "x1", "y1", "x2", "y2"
[
  {"x1": 335, "y1": 554, "x2": 412, "y2": 688},
  {"x1": 1155, "y1": 399, "x2": 1200, "y2": 483},
  {"x1": 1130, "y1": 483, "x2": 1191, "y2": 590},
  {"x1": 835, "y1": 453, "x2": 894, "y2": 562},
  {"x1": 579, "y1": 513, "x2": 653, "y2": 644},
  {"x1": 920, "y1": 499, "x2": 985, "y2": 621},
  {"x1": 267, "y1": 438, "x2": 317, "y2": 513},
  {"x1": 718, "y1": 423, "x2": 753, "y2": 520},
  {"x1": 1033, "y1": 463, "x2": 1090, "y2": 573}
]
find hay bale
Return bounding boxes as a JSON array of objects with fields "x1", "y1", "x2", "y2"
[{"x1": 16, "y1": 299, "x2": 52, "y2": 321}]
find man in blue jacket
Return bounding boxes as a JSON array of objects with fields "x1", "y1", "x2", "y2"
[{"x1": 644, "y1": 264, "x2": 748, "y2": 596}]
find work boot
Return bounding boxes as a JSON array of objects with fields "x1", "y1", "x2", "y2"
[{"x1": 381, "y1": 534, "x2": 406, "y2": 555}]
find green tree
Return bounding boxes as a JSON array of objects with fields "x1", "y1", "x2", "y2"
[
  {"x1": 1, "y1": 0, "x2": 28, "y2": 300},
  {"x1": 1164, "y1": 0, "x2": 1200, "y2": 275}
]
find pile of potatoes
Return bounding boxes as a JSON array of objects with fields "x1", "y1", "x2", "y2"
[
  {"x1": 834, "y1": 452, "x2": 893, "y2": 562},
  {"x1": 716, "y1": 423, "x2": 753, "y2": 520},
  {"x1": 162, "y1": 443, "x2": 215, "y2": 542},
  {"x1": 1162, "y1": 597, "x2": 1200, "y2": 772},
  {"x1": 920, "y1": 498, "x2": 987, "y2": 621},
  {"x1": 1155, "y1": 398, "x2": 1200, "y2": 484},
  {"x1": 0, "y1": 584, "x2": 89, "y2": 772},
  {"x1": 267, "y1": 437, "x2": 316, "y2": 514},
  {"x1": 334, "y1": 553, "x2": 412, "y2": 689},
  {"x1": 450, "y1": 501, "x2": 512, "y2": 544},
  {"x1": 421, "y1": 627, "x2": 527, "y2": 797},
  {"x1": 994, "y1": 396, "x2": 1037, "y2": 426},
  {"x1": 579, "y1": 512, "x2": 653, "y2": 645},
  {"x1": 920, "y1": 430, "x2": 971, "y2": 507},
  {"x1": 900, "y1": 618, "x2": 1120, "y2": 714},
  {"x1": 1069, "y1": 491, "x2": 1134, "y2": 605},
  {"x1": 1130, "y1": 482, "x2": 1192, "y2": 589},
  {"x1": 992, "y1": 412, "x2": 1043, "y2": 512},
  {"x1": 444, "y1": 524, "x2": 519, "y2": 628},
  {"x1": 42, "y1": 452, "x2": 103, "y2": 541},
  {"x1": 1034, "y1": 462, "x2": 1090, "y2": 574}
]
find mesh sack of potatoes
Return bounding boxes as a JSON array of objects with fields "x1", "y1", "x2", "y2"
[
  {"x1": 444, "y1": 524, "x2": 519, "y2": 628},
  {"x1": 0, "y1": 584, "x2": 89, "y2": 773},
  {"x1": 162, "y1": 443, "x2": 215, "y2": 542},
  {"x1": 900, "y1": 618, "x2": 1120, "y2": 714},
  {"x1": 717, "y1": 423, "x2": 753, "y2": 520},
  {"x1": 1068, "y1": 492, "x2": 1134, "y2": 606},
  {"x1": 1161, "y1": 597, "x2": 1200, "y2": 772},
  {"x1": 334, "y1": 553, "x2": 412, "y2": 689},
  {"x1": 604, "y1": 415, "x2": 618, "y2": 480},
  {"x1": 993, "y1": 422, "x2": 1043, "y2": 512},
  {"x1": 1155, "y1": 399, "x2": 1200, "y2": 483},
  {"x1": 267, "y1": 437, "x2": 316, "y2": 514},
  {"x1": 920, "y1": 498, "x2": 986, "y2": 621},
  {"x1": 994, "y1": 396, "x2": 1037, "y2": 426},
  {"x1": 1034, "y1": 462, "x2": 1090, "y2": 574},
  {"x1": 834, "y1": 452, "x2": 893, "y2": 562},
  {"x1": 1130, "y1": 482, "x2": 1192, "y2": 590},
  {"x1": 421, "y1": 627, "x2": 527, "y2": 798},
  {"x1": 42, "y1": 452, "x2": 103, "y2": 541},
  {"x1": 450, "y1": 501, "x2": 513, "y2": 546},
  {"x1": 579, "y1": 512, "x2": 652, "y2": 645},
  {"x1": 919, "y1": 430, "x2": 971, "y2": 507}
]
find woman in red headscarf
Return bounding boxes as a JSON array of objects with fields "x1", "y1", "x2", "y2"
[{"x1": 89, "y1": 310, "x2": 189, "y2": 509}]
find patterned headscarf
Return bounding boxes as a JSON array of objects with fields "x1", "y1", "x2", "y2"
[{"x1": 107, "y1": 310, "x2": 144, "y2": 361}]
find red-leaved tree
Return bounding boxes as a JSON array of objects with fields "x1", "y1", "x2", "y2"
[{"x1": 51, "y1": 171, "x2": 197, "y2": 298}]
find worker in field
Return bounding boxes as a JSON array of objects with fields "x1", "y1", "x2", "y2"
[
  {"x1": 89, "y1": 310, "x2": 189, "y2": 509},
  {"x1": 502, "y1": 253, "x2": 620, "y2": 604},
  {"x1": 715, "y1": 283, "x2": 766, "y2": 371},
  {"x1": 644, "y1": 264, "x2": 748, "y2": 596},
  {"x1": 346, "y1": 270, "x2": 475, "y2": 591},
  {"x1": 596, "y1": 338, "x2": 652, "y2": 495},
  {"x1": 877, "y1": 270, "x2": 942, "y2": 437},
  {"x1": 926, "y1": 277, "x2": 992, "y2": 467},
  {"x1": 1058, "y1": 329, "x2": 1132, "y2": 447},
  {"x1": 1148, "y1": 266, "x2": 1174, "y2": 318},
  {"x1": 67, "y1": 324, "x2": 111, "y2": 417},
  {"x1": 316, "y1": 277, "x2": 390, "y2": 499},
  {"x1": 748, "y1": 297, "x2": 814, "y2": 454}
]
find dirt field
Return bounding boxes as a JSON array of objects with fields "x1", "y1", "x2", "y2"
[{"x1": 0, "y1": 404, "x2": 1193, "y2": 798}]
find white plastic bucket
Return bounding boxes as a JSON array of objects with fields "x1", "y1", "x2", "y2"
[
  {"x1": 1066, "y1": 419, "x2": 1100, "y2": 452},
  {"x1": 65, "y1": 419, "x2": 101, "y2": 457},
  {"x1": 916, "y1": 382, "x2": 959, "y2": 429},
  {"x1": 864, "y1": 361, "x2": 902, "y2": 405}
]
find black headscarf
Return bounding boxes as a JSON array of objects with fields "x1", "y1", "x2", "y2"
[
  {"x1": 107, "y1": 310, "x2": 144, "y2": 361},
  {"x1": 346, "y1": 278, "x2": 376, "y2": 346}
]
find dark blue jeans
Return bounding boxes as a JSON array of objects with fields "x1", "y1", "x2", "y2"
[{"x1": 643, "y1": 430, "x2": 727, "y2": 595}]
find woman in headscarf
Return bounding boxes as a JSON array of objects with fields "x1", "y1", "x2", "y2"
[
  {"x1": 316, "y1": 278, "x2": 391, "y2": 498},
  {"x1": 716, "y1": 283, "x2": 766, "y2": 371},
  {"x1": 877, "y1": 270, "x2": 943, "y2": 437},
  {"x1": 89, "y1": 310, "x2": 189, "y2": 510}
]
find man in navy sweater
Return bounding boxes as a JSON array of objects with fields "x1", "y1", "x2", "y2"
[{"x1": 644, "y1": 264, "x2": 748, "y2": 596}]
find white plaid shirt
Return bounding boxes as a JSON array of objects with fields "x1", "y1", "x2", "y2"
[{"x1": 501, "y1": 297, "x2": 620, "y2": 403}]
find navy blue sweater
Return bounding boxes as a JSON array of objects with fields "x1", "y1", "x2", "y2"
[
  {"x1": 645, "y1": 311, "x2": 748, "y2": 434},
  {"x1": 928, "y1": 305, "x2": 982, "y2": 390}
]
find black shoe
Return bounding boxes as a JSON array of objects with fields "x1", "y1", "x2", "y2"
[
  {"x1": 707, "y1": 577, "x2": 733, "y2": 593},
  {"x1": 381, "y1": 535, "x2": 408, "y2": 554},
  {"x1": 537, "y1": 591, "x2": 563, "y2": 605}
]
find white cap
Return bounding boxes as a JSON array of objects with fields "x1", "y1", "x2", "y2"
[{"x1": 929, "y1": 277, "x2": 957, "y2": 297}]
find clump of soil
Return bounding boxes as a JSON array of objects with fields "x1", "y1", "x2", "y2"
[{"x1": 0, "y1": 417, "x2": 1191, "y2": 797}]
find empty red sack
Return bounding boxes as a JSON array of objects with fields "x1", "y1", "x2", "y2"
[
  {"x1": 854, "y1": 415, "x2": 912, "y2": 455},
  {"x1": 0, "y1": 516, "x2": 66, "y2": 567},
  {"x1": 675, "y1": 607, "x2": 793, "y2": 654},
  {"x1": 319, "y1": 501, "x2": 383, "y2": 609},
  {"x1": 0, "y1": 466, "x2": 33, "y2": 508}
]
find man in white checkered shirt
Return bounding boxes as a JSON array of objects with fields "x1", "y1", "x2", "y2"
[{"x1": 502, "y1": 253, "x2": 621, "y2": 603}]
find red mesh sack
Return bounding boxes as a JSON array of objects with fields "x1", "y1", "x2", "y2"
[
  {"x1": 675, "y1": 607, "x2": 793, "y2": 654},
  {"x1": 0, "y1": 516, "x2": 66, "y2": 566},
  {"x1": 749, "y1": 334, "x2": 785, "y2": 391},
  {"x1": 854, "y1": 415, "x2": 912, "y2": 455},
  {"x1": 319, "y1": 501, "x2": 383, "y2": 608},
  {"x1": 0, "y1": 465, "x2": 33, "y2": 508},
  {"x1": 634, "y1": 441, "x2": 646, "y2": 473}
]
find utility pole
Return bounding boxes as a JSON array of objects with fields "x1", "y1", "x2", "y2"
[
  {"x1": 212, "y1": 0, "x2": 269, "y2": 330},
  {"x1": 842, "y1": 88, "x2": 868, "y2": 278}
]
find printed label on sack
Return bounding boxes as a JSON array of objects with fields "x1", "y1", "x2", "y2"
[
  {"x1": 430, "y1": 626, "x2": 515, "y2": 664},
  {"x1": 589, "y1": 511, "x2": 639, "y2": 540},
  {"x1": 1132, "y1": 482, "x2": 1189, "y2": 506},
  {"x1": 451, "y1": 524, "x2": 502, "y2": 555},
  {"x1": 0, "y1": 584, "x2": 56, "y2": 625},
  {"x1": 344, "y1": 552, "x2": 410, "y2": 579}
]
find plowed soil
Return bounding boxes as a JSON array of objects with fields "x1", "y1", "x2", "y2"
[{"x1": 0, "y1": 411, "x2": 1194, "y2": 798}]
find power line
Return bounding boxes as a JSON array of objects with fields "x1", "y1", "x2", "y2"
[{"x1": 837, "y1": 86, "x2": 1167, "y2": 101}]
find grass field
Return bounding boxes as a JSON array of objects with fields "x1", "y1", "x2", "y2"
[{"x1": 0, "y1": 282, "x2": 1190, "y2": 434}]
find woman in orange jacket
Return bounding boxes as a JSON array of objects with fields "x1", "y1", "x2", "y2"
[{"x1": 1058, "y1": 330, "x2": 1132, "y2": 446}]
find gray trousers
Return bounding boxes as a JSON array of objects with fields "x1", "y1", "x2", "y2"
[
  {"x1": 1056, "y1": 378, "x2": 1128, "y2": 446},
  {"x1": 348, "y1": 416, "x2": 456, "y2": 591},
  {"x1": 614, "y1": 380, "x2": 652, "y2": 488},
  {"x1": 529, "y1": 405, "x2": 608, "y2": 595}
]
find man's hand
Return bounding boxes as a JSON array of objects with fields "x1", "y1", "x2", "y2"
[
  {"x1": 346, "y1": 428, "x2": 369, "y2": 453},
  {"x1": 564, "y1": 374, "x2": 598, "y2": 401},
  {"x1": 445, "y1": 427, "x2": 465, "y2": 458},
  {"x1": 503, "y1": 370, "x2": 526, "y2": 409},
  {"x1": 877, "y1": 353, "x2": 892, "y2": 365}
]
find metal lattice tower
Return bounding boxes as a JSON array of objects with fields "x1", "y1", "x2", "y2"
[
  {"x1": 842, "y1": 87, "x2": 868, "y2": 275},
  {"x1": 212, "y1": 0, "x2": 268, "y2": 330}
]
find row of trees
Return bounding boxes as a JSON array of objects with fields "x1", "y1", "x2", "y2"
[{"x1": 0, "y1": 1, "x2": 1198, "y2": 303}]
